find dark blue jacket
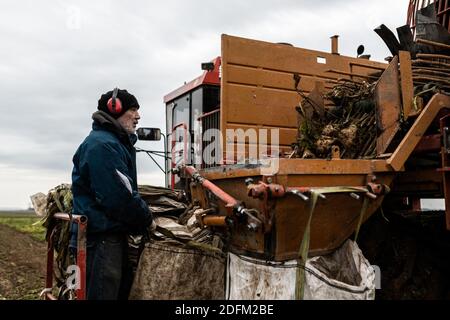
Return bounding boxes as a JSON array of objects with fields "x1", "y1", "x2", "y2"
[{"x1": 71, "y1": 111, "x2": 152, "y2": 238}]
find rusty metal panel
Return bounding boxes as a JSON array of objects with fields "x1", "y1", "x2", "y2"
[
  {"x1": 222, "y1": 144, "x2": 291, "y2": 165},
  {"x1": 201, "y1": 158, "x2": 393, "y2": 181},
  {"x1": 399, "y1": 51, "x2": 414, "y2": 120},
  {"x1": 200, "y1": 162, "x2": 395, "y2": 260},
  {"x1": 225, "y1": 124, "x2": 297, "y2": 146},
  {"x1": 226, "y1": 64, "x2": 336, "y2": 93},
  {"x1": 272, "y1": 193, "x2": 386, "y2": 259},
  {"x1": 275, "y1": 158, "x2": 392, "y2": 175},
  {"x1": 375, "y1": 56, "x2": 402, "y2": 155},
  {"x1": 222, "y1": 35, "x2": 386, "y2": 80},
  {"x1": 226, "y1": 84, "x2": 299, "y2": 126},
  {"x1": 221, "y1": 34, "x2": 386, "y2": 159}
]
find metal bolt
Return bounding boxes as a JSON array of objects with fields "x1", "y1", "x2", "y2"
[
  {"x1": 290, "y1": 190, "x2": 309, "y2": 201},
  {"x1": 350, "y1": 193, "x2": 360, "y2": 200},
  {"x1": 318, "y1": 193, "x2": 326, "y2": 200},
  {"x1": 247, "y1": 222, "x2": 258, "y2": 231}
]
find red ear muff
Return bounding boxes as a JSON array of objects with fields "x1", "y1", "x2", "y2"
[{"x1": 107, "y1": 87, "x2": 122, "y2": 114}]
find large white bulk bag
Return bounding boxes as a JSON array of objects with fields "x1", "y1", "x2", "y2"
[{"x1": 226, "y1": 239, "x2": 376, "y2": 300}]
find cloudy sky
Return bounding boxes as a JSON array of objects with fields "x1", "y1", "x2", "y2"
[{"x1": 0, "y1": 0, "x2": 408, "y2": 209}]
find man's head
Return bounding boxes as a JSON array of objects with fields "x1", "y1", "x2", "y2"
[
  {"x1": 117, "y1": 107, "x2": 140, "y2": 134},
  {"x1": 98, "y1": 88, "x2": 141, "y2": 134}
]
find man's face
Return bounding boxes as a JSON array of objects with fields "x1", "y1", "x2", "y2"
[{"x1": 117, "y1": 107, "x2": 140, "y2": 134}]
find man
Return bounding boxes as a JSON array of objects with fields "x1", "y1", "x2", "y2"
[{"x1": 70, "y1": 88, "x2": 153, "y2": 300}]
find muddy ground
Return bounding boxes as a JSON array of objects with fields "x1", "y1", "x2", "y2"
[{"x1": 0, "y1": 224, "x2": 46, "y2": 300}]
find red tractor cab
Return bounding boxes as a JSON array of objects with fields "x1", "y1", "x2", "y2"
[{"x1": 163, "y1": 57, "x2": 221, "y2": 188}]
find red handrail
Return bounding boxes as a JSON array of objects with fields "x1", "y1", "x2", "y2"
[
  {"x1": 197, "y1": 108, "x2": 220, "y2": 121},
  {"x1": 184, "y1": 165, "x2": 238, "y2": 207},
  {"x1": 43, "y1": 213, "x2": 87, "y2": 300}
]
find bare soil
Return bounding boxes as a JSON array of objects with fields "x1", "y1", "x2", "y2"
[{"x1": 0, "y1": 224, "x2": 46, "y2": 300}]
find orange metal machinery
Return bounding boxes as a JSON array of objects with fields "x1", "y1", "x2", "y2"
[
  {"x1": 164, "y1": 33, "x2": 450, "y2": 261},
  {"x1": 408, "y1": 0, "x2": 450, "y2": 35}
]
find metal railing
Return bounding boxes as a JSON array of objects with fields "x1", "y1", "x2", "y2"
[
  {"x1": 171, "y1": 122, "x2": 189, "y2": 188},
  {"x1": 42, "y1": 213, "x2": 87, "y2": 300},
  {"x1": 198, "y1": 109, "x2": 221, "y2": 168}
]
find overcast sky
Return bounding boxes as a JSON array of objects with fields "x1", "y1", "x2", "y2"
[{"x1": 0, "y1": 0, "x2": 408, "y2": 209}]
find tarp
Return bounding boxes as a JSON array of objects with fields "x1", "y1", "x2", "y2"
[{"x1": 138, "y1": 185, "x2": 187, "y2": 216}]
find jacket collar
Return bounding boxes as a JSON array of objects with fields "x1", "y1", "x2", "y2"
[{"x1": 92, "y1": 111, "x2": 137, "y2": 146}]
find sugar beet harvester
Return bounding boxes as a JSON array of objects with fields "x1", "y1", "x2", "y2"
[{"x1": 153, "y1": 3, "x2": 450, "y2": 262}]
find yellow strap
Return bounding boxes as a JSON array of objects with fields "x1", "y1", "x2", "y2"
[
  {"x1": 295, "y1": 191, "x2": 318, "y2": 300},
  {"x1": 354, "y1": 197, "x2": 369, "y2": 242},
  {"x1": 295, "y1": 186, "x2": 370, "y2": 300}
]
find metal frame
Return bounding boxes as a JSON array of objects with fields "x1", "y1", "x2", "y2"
[
  {"x1": 198, "y1": 109, "x2": 221, "y2": 169},
  {"x1": 171, "y1": 122, "x2": 189, "y2": 189},
  {"x1": 43, "y1": 213, "x2": 87, "y2": 300}
]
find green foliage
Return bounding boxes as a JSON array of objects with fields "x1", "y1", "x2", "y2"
[
  {"x1": 298, "y1": 119, "x2": 318, "y2": 150},
  {"x1": 0, "y1": 215, "x2": 45, "y2": 241}
]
